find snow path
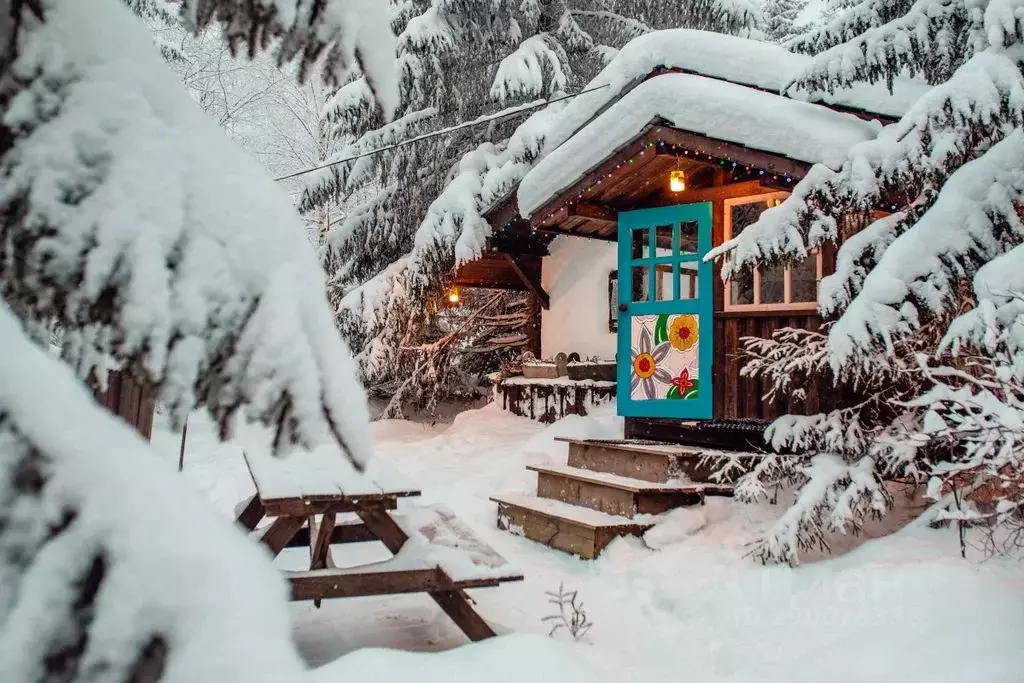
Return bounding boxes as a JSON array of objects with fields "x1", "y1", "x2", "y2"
[{"x1": 153, "y1": 404, "x2": 1024, "y2": 682}]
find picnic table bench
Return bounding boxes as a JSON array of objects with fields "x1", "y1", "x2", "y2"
[{"x1": 235, "y1": 448, "x2": 523, "y2": 641}]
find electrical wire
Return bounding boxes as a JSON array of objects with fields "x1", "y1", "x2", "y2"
[{"x1": 273, "y1": 83, "x2": 611, "y2": 182}]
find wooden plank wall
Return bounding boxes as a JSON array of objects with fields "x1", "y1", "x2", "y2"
[
  {"x1": 712, "y1": 313, "x2": 836, "y2": 421},
  {"x1": 92, "y1": 370, "x2": 157, "y2": 441}
]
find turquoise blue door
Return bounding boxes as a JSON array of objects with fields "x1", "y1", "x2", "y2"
[{"x1": 616, "y1": 202, "x2": 713, "y2": 419}]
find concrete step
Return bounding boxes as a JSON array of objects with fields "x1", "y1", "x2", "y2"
[
  {"x1": 490, "y1": 493, "x2": 653, "y2": 559},
  {"x1": 528, "y1": 464, "x2": 733, "y2": 518},
  {"x1": 555, "y1": 437, "x2": 742, "y2": 483}
]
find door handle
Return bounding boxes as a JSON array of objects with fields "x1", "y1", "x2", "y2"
[{"x1": 618, "y1": 303, "x2": 628, "y2": 313}]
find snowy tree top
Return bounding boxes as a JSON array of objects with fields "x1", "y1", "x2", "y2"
[
  {"x1": 0, "y1": 0, "x2": 380, "y2": 466},
  {"x1": 517, "y1": 72, "x2": 882, "y2": 217}
]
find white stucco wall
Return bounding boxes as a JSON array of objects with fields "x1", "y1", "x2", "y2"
[{"x1": 541, "y1": 236, "x2": 618, "y2": 361}]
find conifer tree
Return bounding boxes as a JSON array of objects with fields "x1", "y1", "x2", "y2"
[
  {"x1": 763, "y1": 0, "x2": 807, "y2": 42},
  {"x1": 708, "y1": 0, "x2": 1024, "y2": 564},
  {"x1": 0, "y1": 0, "x2": 395, "y2": 679},
  {"x1": 304, "y1": 0, "x2": 764, "y2": 409}
]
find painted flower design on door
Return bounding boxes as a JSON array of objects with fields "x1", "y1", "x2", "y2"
[{"x1": 629, "y1": 314, "x2": 699, "y2": 400}]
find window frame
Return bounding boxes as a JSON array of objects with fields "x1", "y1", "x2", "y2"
[{"x1": 723, "y1": 192, "x2": 823, "y2": 313}]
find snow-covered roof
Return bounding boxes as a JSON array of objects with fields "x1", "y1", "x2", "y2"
[
  {"x1": 588, "y1": 30, "x2": 926, "y2": 118},
  {"x1": 521, "y1": 30, "x2": 926, "y2": 177},
  {"x1": 518, "y1": 73, "x2": 883, "y2": 217}
]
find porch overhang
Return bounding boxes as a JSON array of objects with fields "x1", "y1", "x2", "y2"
[
  {"x1": 450, "y1": 250, "x2": 549, "y2": 309},
  {"x1": 527, "y1": 123, "x2": 811, "y2": 239}
]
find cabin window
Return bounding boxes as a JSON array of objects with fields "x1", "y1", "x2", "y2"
[{"x1": 723, "y1": 193, "x2": 822, "y2": 312}]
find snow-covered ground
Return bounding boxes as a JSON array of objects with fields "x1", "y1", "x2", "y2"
[{"x1": 153, "y1": 403, "x2": 1024, "y2": 682}]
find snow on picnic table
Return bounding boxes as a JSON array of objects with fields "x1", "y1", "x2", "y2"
[{"x1": 153, "y1": 403, "x2": 1024, "y2": 682}]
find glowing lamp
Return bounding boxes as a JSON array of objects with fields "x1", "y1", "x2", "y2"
[
  {"x1": 447, "y1": 287, "x2": 460, "y2": 305},
  {"x1": 669, "y1": 170, "x2": 687, "y2": 193}
]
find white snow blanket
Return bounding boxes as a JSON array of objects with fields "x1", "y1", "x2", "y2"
[{"x1": 517, "y1": 73, "x2": 882, "y2": 217}]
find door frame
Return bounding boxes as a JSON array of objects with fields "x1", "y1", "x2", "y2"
[{"x1": 616, "y1": 202, "x2": 714, "y2": 419}]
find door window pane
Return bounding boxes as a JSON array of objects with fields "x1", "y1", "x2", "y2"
[
  {"x1": 678, "y1": 262, "x2": 699, "y2": 300},
  {"x1": 631, "y1": 266, "x2": 650, "y2": 302},
  {"x1": 760, "y1": 265, "x2": 786, "y2": 304},
  {"x1": 791, "y1": 254, "x2": 818, "y2": 303},
  {"x1": 655, "y1": 224, "x2": 674, "y2": 258},
  {"x1": 679, "y1": 220, "x2": 698, "y2": 255},
  {"x1": 631, "y1": 228, "x2": 651, "y2": 259},
  {"x1": 654, "y1": 263, "x2": 674, "y2": 301}
]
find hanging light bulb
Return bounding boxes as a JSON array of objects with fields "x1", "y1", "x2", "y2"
[{"x1": 669, "y1": 169, "x2": 686, "y2": 193}]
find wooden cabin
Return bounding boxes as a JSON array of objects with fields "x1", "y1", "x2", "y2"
[{"x1": 472, "y1": 29, "x2": 922, "y2": 556}]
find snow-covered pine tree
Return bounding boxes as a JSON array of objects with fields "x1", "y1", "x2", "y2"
[
  {"x1": 0, "y1": 0, "x2": 395, "y2": 679},
  {"x1": 763, "y1": 0, "x2": 807, "y2": 42},
  {"x1": 707, "y1": 0, "x2": 1024, "y2": 564},
  {"x1": 305, "y1": 0, "x2": 763, "y2": 411}
]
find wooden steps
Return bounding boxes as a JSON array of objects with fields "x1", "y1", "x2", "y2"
[
  {"x1": 492, "y1": 437, "x2": 753, "y2": 559},
  {"x1": 528, "y1": 464, "x2": 733, "y2": 517},
  {"x1": 491, "y1": 493, "x2": 653, "y2": 559}
]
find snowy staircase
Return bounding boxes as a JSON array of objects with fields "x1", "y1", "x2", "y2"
[{"x1": 491, "y1": 438, "x2": 746, "y2": 559}]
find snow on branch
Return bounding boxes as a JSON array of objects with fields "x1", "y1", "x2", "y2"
[
  {"x1": 709, "y1": 51, "x2": 1024, "y2": 284},
  {"x1": 180, "y1": 0, "x2": 398, "y2": 115},
  {"x1": 750, "y1": 454, "x2": 890, "y2": 565},
  {"x1": 0, "y1": 302, "x2": 307, "y2": 683},
  {"x1": 945, "y1": 256, "x2": 1024, "y2": 359},
  {"x1": 0, "y1": 0, "x2": 374, "y2": 465},
  {"x1": 787, "y1": 0, "x2": 912, "y2": 55},
  {"x1": 827, "y1": 129, "x2": 1024, "y2": 367},
  {"x1": 790, "y1": 0, "x2": 983, "y2": 92},
  {"x1": 491, "y1": 35, "x2": 571, "y2": 103}
]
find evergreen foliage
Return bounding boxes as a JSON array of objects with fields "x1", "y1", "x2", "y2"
[
  {"x1": 762, "y1": 0, "x2": 807, "y2": 42},
  {"x1": 0, "y1": 1, "x2": 394, "y2": 679},
  {"x1": 709, "y1": 0, "x2": 1024, "y2": 564},
  {"x1": 306, "y1": 0, "x2": 764, "y2": 406}
]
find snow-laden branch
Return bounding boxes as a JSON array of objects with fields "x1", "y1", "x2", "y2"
[
  {"x1": 709, "y1": 50, "x2": 1024, "y2": 283},
  {"x1": 827, "y1": 129, "x2": 1024, "y2": 367},
  {"x1": 0, "y1": 302, "x2": 307, "y2": 683},
  {"x1": 0, "y1": 0, "x2": 377, "y2": 465},
  {"x1": 491, "y1": 35, "x2": 571, "y2": 103}
]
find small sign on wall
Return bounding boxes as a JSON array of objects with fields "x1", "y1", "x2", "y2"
[{"x1": 608, "y1": 270, "x2": 618, "y2": 332}]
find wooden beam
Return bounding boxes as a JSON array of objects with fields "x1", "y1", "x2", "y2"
[
  {"x1": 287, "y1": 567, "x2": 517, "y2": 601},
  {"x1": 430, "y1": 588, "x2": 497, "y2": 641},
  {"x1": 235, "y1": 494, "x2": 265, "y2": 531},
  {"x1": 356, "y1": 507, "x2": 409, "y2": 554},
  {"x1": 651, "y1": 179, "x2": 771, "y2": 205},
  {"x1": 309, "y1": 512, "x2": 335, "y2": 570},
  {"x1": 259, "y1": 516, "x2": 306, "y2": 557},
  {"x1": 567, "y1": 202, "x2": 616, "y2": 223},
  {"x1": 535, "y1": 226, "x2": 617, "y2": 241},
  {"x1": 503, "y1": 253, "x2": 551, "y2": 310},
  {"x1": 261, "y1": 493, "x2": 413, "y2": 518},
  {"x1": 289, "y1": 568, "x2": 454, "y2": 601}
]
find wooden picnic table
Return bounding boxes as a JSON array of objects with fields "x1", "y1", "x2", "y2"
[{"x1": 235, "y1": 448, "x2": 522, "y2": 641}]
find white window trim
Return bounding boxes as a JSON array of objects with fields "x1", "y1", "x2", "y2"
[{"x1": 723, "y1": 192, "x2": 822, "y2": 312}]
